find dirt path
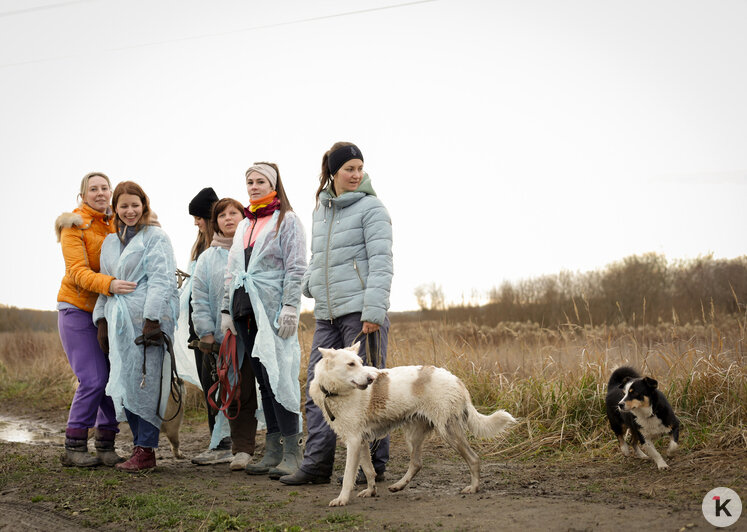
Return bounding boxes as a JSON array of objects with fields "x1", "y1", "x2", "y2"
[{"x1": 1, "y1": 409, "x2": 744, "y2": 531}]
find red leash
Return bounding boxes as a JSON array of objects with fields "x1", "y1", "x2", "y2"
[{"x1": 207, "y1": 330, "x2": 242, "y2": 420}]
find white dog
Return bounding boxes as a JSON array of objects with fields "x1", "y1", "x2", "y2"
[{"x1": 309, "y1": 342, "x2": 516, "y2": 507}]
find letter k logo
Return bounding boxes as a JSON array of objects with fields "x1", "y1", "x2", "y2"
[{"x1": 714, "y1": 496, "x2": 732, "y2": 517}]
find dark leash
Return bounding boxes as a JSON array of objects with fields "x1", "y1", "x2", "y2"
[
  {"x1": 319, "y1": 384, "x2": 338, "y2": 422},
  {"x1": 188, "y1": 339, "x2": 221, "y2": 413},
  {"x1": 352, "y1": 329, "x2": 383, "y2": 369},
  {"x1": 134, "y1": 328, "x2": 184, "y2": 423}
]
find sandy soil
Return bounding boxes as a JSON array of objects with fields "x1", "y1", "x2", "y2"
[{"x1": 1, "y1": 406, "x2": 744, "y2": 531}]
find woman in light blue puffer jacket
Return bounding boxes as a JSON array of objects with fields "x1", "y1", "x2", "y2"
[{"x1": 279, "y1": 142, "x2": 393, "y2": 486}]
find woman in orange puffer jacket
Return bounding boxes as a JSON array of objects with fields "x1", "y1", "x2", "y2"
[{"x1": 55, "y1": 172, "x2": 137, "y2": 467}]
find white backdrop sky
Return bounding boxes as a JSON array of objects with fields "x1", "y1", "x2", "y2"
[{"x1": 1, "y1": 0, "x2": 745, "y2": 313}]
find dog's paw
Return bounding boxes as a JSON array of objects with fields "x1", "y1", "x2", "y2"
[
  {"x1": 620, "y1": 443, "x2": 631, "y2": 457},
  {"x1": 460, "y1": 485, "x2": 479, "y2": 494},
  {"x1": 329, "y1": 496, "x2": 349, "y2": 507},
  {"x1": 656, "y1": 462, "x2": 670, "y2": 471},
  {"x1": 634, "y1": 448, "x2": 648, "y2": 459},
  {"x1": 388, "y1": 481, "x2": 407, "y2": 492},
  {"x1": 666, "y1": 442, "x2": 679, "y2": 456},
  {"x1": 357, "y1": 487, "x2": 377, "y2": 498}
]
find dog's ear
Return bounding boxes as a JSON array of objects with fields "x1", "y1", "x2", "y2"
[
  {"x1": 349, "y1": 341, "x2": 361, "y2": 353},
  {"x1": 318, "y1": 347, "x2": 336, "y2": 359},
  {"x1": 643, "y1": 377, "x2": 658, "y2": 389},
  {"x1": 619, "y1": 376, "x2": 634, "y2": 388}
]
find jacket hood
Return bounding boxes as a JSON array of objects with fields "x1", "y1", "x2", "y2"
[
  {"x1": 54, "y1": 203, "x2": 112, "y2": 242},
  {"x1": 321, "y1": 172, "x2": 377, "y2": 208}
]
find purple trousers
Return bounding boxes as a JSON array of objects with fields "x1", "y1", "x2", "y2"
[{"x1": 58, "y1": 307, "x2": 118, "y2": 433}]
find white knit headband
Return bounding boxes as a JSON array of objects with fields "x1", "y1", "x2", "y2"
[{"x1": 245, "y1": 163, "x2": 278, "y2": 189}]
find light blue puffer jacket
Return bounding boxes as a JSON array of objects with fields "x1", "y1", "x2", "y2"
[{"x1": 302, "y1": 174, "x2": 393, "y2": 325}]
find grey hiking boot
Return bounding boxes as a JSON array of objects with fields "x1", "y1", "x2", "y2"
[
  {"x1": 268, "y1": 432, "x2": 303, "y2": 480},
  {"x1": 61, "y1": 437, "x2": 100, "y2": 468},
  {"x1": 192, "y1": 447, "x2": 234, "y2": 466},
  {"x1": 246, "y1": 432, "x2": 282, "y2": 475}
]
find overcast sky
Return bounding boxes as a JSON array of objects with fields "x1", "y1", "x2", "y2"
[{"x1": 1, "y1": 0, "x2": 745, "y2": 313}]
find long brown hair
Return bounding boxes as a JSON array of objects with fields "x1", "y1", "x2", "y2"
[
  {"x1": 112, "y1": 181, "x2": 154, "y2": 238},
  {"x1": 190, "y1": 222, "x2": 213, "y2": 261},
  {"x1": 248, "y1": 161, "x2": 293, "y2": 234},
  {"x1": 211, "y1": 197, "x2": 245, "y2": 236},
  {"x1": 315, "y1": 141, "x2": 356, "y2": 203}
]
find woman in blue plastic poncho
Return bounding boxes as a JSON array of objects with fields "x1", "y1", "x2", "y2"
[
  {"x1": 220, "y1": 162, "x2": 307, "y2": 479},
  {"x1": 93, "y1": 181, "x2": 179, "y2": 472},
  {"x1": 191, "y1": 197, "x2": 257, "y2": 471}
]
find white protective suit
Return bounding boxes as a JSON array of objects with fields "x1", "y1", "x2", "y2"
[
  {"x1": 222, "y1": 210, "x2": 306, "y2": 416},
  {"x1": 93, "y1": 225, "x2": 179, "y2": 428}
]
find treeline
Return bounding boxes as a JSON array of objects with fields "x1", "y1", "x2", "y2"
[
  {"x1": 0, "y1": 305, "x2": 59, "y2": 332},
  {"x1": 415, "y1": 253, "x2": 747, "y2": 327}
]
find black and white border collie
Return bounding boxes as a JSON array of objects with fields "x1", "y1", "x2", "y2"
[{"x1": 605, "y1": 367, "x2": 680, "y2": 470}]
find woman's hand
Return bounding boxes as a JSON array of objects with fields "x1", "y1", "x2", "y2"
[
  {"x1": 110, "y1": 279, "x2": 137, "y2": 294},
  {"x1": 361, "y1": 321, "x2": 380, "y2": 334}
]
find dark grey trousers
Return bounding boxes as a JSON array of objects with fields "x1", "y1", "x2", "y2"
[{"x1": 299, "y1": 312, "x2": 390, "y2": 478}]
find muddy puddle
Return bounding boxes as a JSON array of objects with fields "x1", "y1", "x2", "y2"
[{"x1": 0, "y1": 416, "x2": 64, "y2": 445}]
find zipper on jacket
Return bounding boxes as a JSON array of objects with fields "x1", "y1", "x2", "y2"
[
  {"x1": 324, "y1": 199, "x2": 335, "y2": 321},
  {"x1": 353, "y1": 259, "x2": 365, "y2": 290}
]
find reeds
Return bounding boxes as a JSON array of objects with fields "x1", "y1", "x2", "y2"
[{"x1": 2, "y1": 314, "x2": 744, "y2": 458}]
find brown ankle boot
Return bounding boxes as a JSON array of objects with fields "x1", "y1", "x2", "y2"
[
  {"x1": 115, "y1": 446, "x2": 156, "y2": 472},
  {"x1": 95, "y1": 428, "x2": 125, "y2": 466}
]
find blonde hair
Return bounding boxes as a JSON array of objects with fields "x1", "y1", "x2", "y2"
[{"x1": 78, "y1": 172, "x2": 112, "y2": 204}]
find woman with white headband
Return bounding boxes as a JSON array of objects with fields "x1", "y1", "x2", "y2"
[{"x1": 221, "y1": 162, "x2": 307, "y2": 478}]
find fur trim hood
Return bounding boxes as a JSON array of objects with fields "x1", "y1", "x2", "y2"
[
  {"x1": 55, "y1": 204, "x2": 113, "y2": 242},
  {"x1": 55, "y1": 212, "x2": 84, "y2": 242}
]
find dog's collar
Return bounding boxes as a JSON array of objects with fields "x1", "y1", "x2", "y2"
[{"x1": 320, "y1": 385, "x2": 338, "y2": 422}]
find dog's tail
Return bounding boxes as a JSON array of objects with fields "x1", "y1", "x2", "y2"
[
  {"x1": 608, "y1": 366, "x2": 640, "y2": 389},
  {"x1": 466, "y1": 405, "x2": 516, "y2": 439}
]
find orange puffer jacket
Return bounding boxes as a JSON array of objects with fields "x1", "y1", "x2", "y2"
[{"x1": 55, "y1": 203, "x2": 117, "y2": 313}]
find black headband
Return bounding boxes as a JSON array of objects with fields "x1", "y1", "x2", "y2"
[{"x1": 327, "y1": 144, "x2": 364, "y2": 177}]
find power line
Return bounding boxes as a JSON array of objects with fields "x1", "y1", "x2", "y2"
[
  {"x1": 0, "y1": 0, "x2": 103, "y2": 18},
  {"x1": 0, "y1": 0, "x2": 439, "y2": 69}
]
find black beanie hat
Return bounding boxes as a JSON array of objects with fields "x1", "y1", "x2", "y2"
[
  {"x1": 328, "y1": 144, "x2": 364, "y2": 177},
  {"x1": 189, "y1": 187, "x2": 219, "y2": 218}
]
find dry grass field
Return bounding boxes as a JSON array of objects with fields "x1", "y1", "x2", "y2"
[
  {"x1": 0, "y1": 312, "x2": 745, "y2": 530},
  {"x1": 2, "y1": 312, "x2": 744, "y2": 456}
]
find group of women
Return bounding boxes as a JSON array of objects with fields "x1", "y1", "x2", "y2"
[{"x1": 55, "y1": 142, "x2": 394, "y2": 485}]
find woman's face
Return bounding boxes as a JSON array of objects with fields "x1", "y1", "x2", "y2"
[
  {"x1": 333, "y1": 159, "x2": 364, "y2": 195},
  {"x1": 193, "y1": 216, "x2": 207, "y2": 234},
  {"x1": 216, "y1": 205, "x2": 243, "y2": 237},
  {"x1": 84, "y1": 175, "x2": 112, "y2": 213},
  {"x1": 116, "y1": 193, "x2": 144, "y2": 227},
  {"x1": 246, "y1": 171, "x2": 273, "y2": 201}
]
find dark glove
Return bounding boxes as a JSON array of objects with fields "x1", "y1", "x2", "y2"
[
  {"x1": 96, "y1": 319, "x2": 109, "y2": 355},
  {"x1": 140, "y1": 319, "x2": 163, "y2": 345}
]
